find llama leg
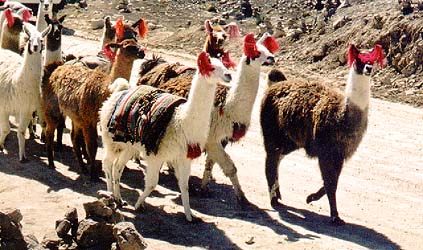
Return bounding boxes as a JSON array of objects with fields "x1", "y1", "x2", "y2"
[
  {"x1": 102, "y1": 149, "x2": 116, "y2": 193},
  {"x1": 55, "y1": 115, "x2": 65, "y2": 151},
  {"x1": 207, "y1": 143, "x2": 250, "y2": 207},
  {"x1": 265, "y1": 151, "x2": 283, "y2": 208},
  {"x1": 70, "y1": 125, "x2": 86, "y2": 174},
  {"x1": 28, "y1": 112, "x2": 39, "y2": 140},
  {"x1": 45, "y1": 121, "x2": 58, "y2": 168},
  {"x1": 0, "y1": 113, "x2": 11, "y2": 151},
  {"x1": 175, "y1": 160, "x2": 194, "y2": 222},
  {"x1": 134, "y1": 160, "x2": 162, "y2": 211},
  {"x1": 306, "y1": 186, "x2": 326, "y2": 203},
  {"x1": 17, "y1": 113, "x2": 32, "y2": 162},
  {"x1": 82, "y1": 125, "x2": 100, "y2": 182},
  {"x1": 201, "y1": 155, "x2": 215, "y2": 193},
  {"x1": 111, "y1": 148, "x2": 133, "y2": 204},
  {"x1": 318, "y1": 155, "x2": 345, "y2": 225}
]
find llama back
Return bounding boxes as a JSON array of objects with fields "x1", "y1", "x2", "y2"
[
  {"x1": 0, "y1": 49, "x2": 24, "y2": 111},
  {"x1": 50, "y1": 64, "x2": 111, "y2": 123}
]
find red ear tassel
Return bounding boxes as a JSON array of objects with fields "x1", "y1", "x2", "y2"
[
  {"x1": 244, "y1": 33, "x2": 260, "y2": 58},
  {"x1": 4, "y1": 9, "x2": 15, "y2": 28},
  {"x1": 22, "y1": 9, "x2": 32, "y2": 22},
  {"x1": 197, "y1": 51, "x2": 215, "y2": 77},
  {"x1": 347, "y1": 44, "x2": 359, "y2": 67},
  {"x1": 103, "y1": 44, "x2": 116, "y2": 62},
  {"x1": 138, "y1": 18, "x2": 148, "y2": 39},
  {"x1": 357, "y1": 44, "x2": 386, "y2": 67},
  {"x1": 262, "y1": 36, "x2": 279, "y2": 54},
  {"x1": 204, "y1": 20, "x2": 212, "y2": 34},
  {"x1": 226, "y1": 22, "x2": 240, "y2": 39},
  {"x1": 221, "y1": 51, "x2": 237, "y2": 69},
  {"x1": 115, "y1": 17, "x2": 124, "y2": 42}
]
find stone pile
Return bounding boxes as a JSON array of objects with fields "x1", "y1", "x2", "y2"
[{"x1": 42, "y1": 190, "x2": 147, "y2": 250}]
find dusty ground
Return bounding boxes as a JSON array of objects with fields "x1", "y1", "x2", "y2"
[{"x1": 1, "y1": 1, "x2": 423, "y2": 249}]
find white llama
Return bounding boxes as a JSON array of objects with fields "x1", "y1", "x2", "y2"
[
  {"x1": 0, "y1": 23, "x2": 50, "y2": 162},
  {"x1": 100, "y1": 52, "x2": 232, "y2": 221}
]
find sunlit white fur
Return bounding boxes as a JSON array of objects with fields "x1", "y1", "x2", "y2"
[
  {"x1": 100, "y1": 56, "x2": 230, "y2": 221},
  {"x1": 35, "y1": 0, "x2": 53, "y2": 32},
  {"x1": 345, "y1": 66, "x2": 371, "y2": 111},
  {"x1": 0, "y1": 23, "x2": 50, "y2": 161}
]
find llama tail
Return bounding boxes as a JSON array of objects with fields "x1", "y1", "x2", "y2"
[
  {"x1": 267, "y1": 69, "x2": 287, "y2": 87},
  {"x1": 109, "y1": 78, "x2": 130, "y2": 93}
]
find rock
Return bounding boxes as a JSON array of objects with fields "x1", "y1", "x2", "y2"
[
  {"x1": 41, "y1": 232, "x2": 61, "y2": 250},
  {"x1": 3, "y1": 208, "x2": 23, "y2": 225},
  {"x1": 333, "y1": 16, "x2": 351, "y2": 30},
  {"x1": 0, "y1": 211, "x2": 24, "y2": 240},
  {"x1": 76, "y1": 219, "x2": 114, "y2": 248},
  {"x1": 83, "y1": 200, "x2": 113, "y2": 220},
  {"x1": 25, "y1": 234, "x2": 45, "y2": 250},
  {"x1": 56, "y1": 219, "x2": 72, "y2": 238},
  {"x1": 78, "y1": 0, "x2": 88, "y2": 9},
  {"x1": 372, "y1": 14, "x2": 384, "y2": 29},
  {"x1": 206, "y1": 4, "x2": 217, "y2": 13},
  {"x1": 0, "y1": 239, "x2": 27, "y2": 250},
  {"x1": 64, "y1": 208, "x2": 79, "y2": 237},
  {"x1": 111, "y1": 209, "x2": 125, "y2": 224},
  {"x1": 90, "y1": 19, "x2": 104, "y2": 30},
  {"x1": 113, "y1": 222, "x2": 147, "y2": 250}
]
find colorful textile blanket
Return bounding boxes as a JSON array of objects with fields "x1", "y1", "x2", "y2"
[{"x1": 108, "y1": 85, "x2": 186, "y2": 155}]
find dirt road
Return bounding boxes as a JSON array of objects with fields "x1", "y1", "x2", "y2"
[{"x1": 0, "y1": 36, "x2": 422, "y2": 250}]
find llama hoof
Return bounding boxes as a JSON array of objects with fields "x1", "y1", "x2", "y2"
[
  {"x1": 134, "y1": 203, "x2": 145, "y2": 212},
  {"x1": 48, "y1": 164, "x2": 56, "y2": 169},
  {"x1": 330, "y1": 216, "x2": 346, "y2": 226},
  {"x1": 116, "y1": 199, "x2": 128, "y2": 208},
  {"x1": 270, "y1": 197, "x2": 283, "y2": 208},
  {"x1": 19, "y1": 157, "x2": 29, "y2": 163},
  {"x1": 187, "y1": 214, "x2": 203, "y2": 224},
  {"x1": 29, "y1": 133, "x2": 39, "y2": 140},
  {"x1": 306, "y1": 193, "x2": 319, "y2": 204},
  {"x1": 238, "y1": 195, "x2": 253, "y2": 210}
]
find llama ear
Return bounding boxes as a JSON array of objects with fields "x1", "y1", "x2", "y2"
[
  {"x1": 103, "y1": 43, "x2": 120, "y2": 62},
  {"x1": 373, "y1": 44, "x2": 386, "y2": 68},
  {"x1": 44, "y1": 14, "x2": 52, "y2": 24},
  {"x1": 58, "y1": 15, "x2": 66, "y2": 24},
  {"x1": 4, "y1": 8, "x2": 15, "y2": 28},
  {"x1": 224, "y1": 22, "x2": 240, "y2": 39},
  {"x1": 104, "y1": 16, "x2": 112, "y2": 29},
  {"x1": 22, "y1": 8, "x2": 32, "y2": 22},
  {"x1": 132, "y1": 18, "x2": 147, "y2": 39},
  {"x1": 115, "y1": 17, "x2": 124, "y2": 42},
  {"x1": 197, "y1": 51, "x2": 215, "y2": 77},
  {"x1": 347, "y1": 44, "x2": 360, "y2": 67},
  {"x1": 221, "y1": 51, "x2": 237, "y2": 69},
  {"x1": 41, "y1": 25, "x2": 52, "y2": 37},
  {"x1": 244, "y1": 33, "x2": 260, "y2": 58},
  {"x1": 23, "y1": 23, "x2": 31, "y2": 37},
  {"x1": 205, "y1": 20, "x2": 212, "y2": 34},
  {"x1": 261, "y1": 35, "x2": 279, "y2": 54}
]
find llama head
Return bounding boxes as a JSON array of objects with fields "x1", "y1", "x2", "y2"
[
  {"x1": 244, "y1": 33, "x2": 278, "y2": 66},
  {"x1": 39, "y1": 0, "x2": 53, "y2": 12},
  {"x1": 103, "y1": 39, "x2": 145, "y2": 62},
  {"x1": 197, "y1": 51, "x2": 232, "y2": 83},
  {"x1": 348, "y1": 44, "x2": 385, "y2": 76},
  {"x1": 0, "y1": 1, "x2": 31, "y2": 15},
  {"x1": 204, "y1": 20, "x2": 236, "y2": 58},
  {"x1": 23, "y1": 23, "x2": 51, "y2": 54},
  {"x1": 44, "y1": 14, "x2": 65, "y2": 50},
  {"x1": 3, "y1": 8, "x2": 31, "y2": 32},
  {"x1": 113, "y1": 17, "x2": 148, "y2": 43}
]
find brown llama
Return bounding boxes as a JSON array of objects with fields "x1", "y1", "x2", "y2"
[
  {"x1": 260, "y1": 44, "x2": 385, "y2": 225},
  {"x1": 42, "y1": 39, "x2": 145, "y2": 181}
]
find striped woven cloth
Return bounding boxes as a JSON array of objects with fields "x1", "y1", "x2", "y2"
[{"x1": 108, "y1": 85, "x2": 186, "y2": 155}]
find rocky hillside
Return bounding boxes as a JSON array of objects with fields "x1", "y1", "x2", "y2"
[{"x1": 62, "y1": 0, "x2": 423, "y2": 107}]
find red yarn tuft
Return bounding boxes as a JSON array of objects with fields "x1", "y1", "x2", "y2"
[
  {"x1": 138, "y1": 19, "x2": 148, "y2": 39},
  {"x1": 347, "y1": 44, "x2": 359, "y2": 67},
  {"x1": 358, "y1": 44, "x2": 385, "y2": 68},
  {"x1": 0, "y1": 0, "x2": 6, "y2": 3},
  {"x1": 244, "y1": 33, "x2": 260, "y2": 58},
  {"x1": 197, "y1": 51, "x2": 215, "y2": 77},
  {"x1": 221, "y1": 51, "x2": 237, "y2": 69},
  {"x1": 4, "y1": 9, "x2": 14, "y2": 28},
  {"x1": 103, "y1": 44, "x2": 117, "y2": 62},
  {"x1": 187, "y1": 143, "x2": 202, "y2": 159},
  {"x1": 22, "y1": 9, "x2": 32, "y2": 22},
  {"x1": 226, "y1": 22, "x2": 240, "y2": 39},
  {"x1": 115, "y1": 17, "x2": 124, "y2": 42},
  {"x1": 262, "y1": 36, "x2": 279, "y2": 54}
]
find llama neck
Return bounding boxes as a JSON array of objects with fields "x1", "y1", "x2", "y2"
[
  {"x1": 44, "y1": 35, "x2": 62, "y2": 65},
  {"x1": 36, "y1": 7, "x2": 50, "y2": 31},
  {"x1": 109, "y1": 54, "x2": 135, "y2": 82},
  {"x1": 224, "y1": 56, "x2": 261, "y2": 120},
  {"x1": 180, "y1": 73, "x2": 217, "y2": 127},
  {"x1": 345, "y1": 67, "x2": 371, "y2": 111},
  {"x1": 18, "y1": 44, "x2": 42, "y2": 83}
]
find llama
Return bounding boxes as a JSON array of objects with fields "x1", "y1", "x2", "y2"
[
  {"x1": 203, "y1": 19, "x2": 240, "y2": 59},
  {"x1": 35, "y1": 0, "x2": 53, "y2": 32},
  {"x1": 100, "y1": 52, "x2": 232, "y2": 221},
  {"x1": 260, "y1": 44, "x2": 385, "y2": 225},
  {"x1": 0, "y1": 1, "x2": 31, "y2": 37},
  {"x1": 42, "y1": 39, "x2": 145, "y2": 181},
  {"x1": 0, "y1": 23, "x2": 51, "y2": 162},
  {"x1": 65, "y1": 16, "x2": 147, "y2": 73},
  {"x1": 0, "y1": 7, "x2": 31, "y2": 53},
  {"x1": 138, "y1": 33, "x2": 278, "y2": 207},
  {"x1": 44, "y1": 14, "x2": 66, "y2": 65}
]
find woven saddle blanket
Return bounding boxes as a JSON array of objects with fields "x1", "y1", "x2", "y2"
[{"x1": 108, "y1": 85, "x2": 186, "y2": 155}]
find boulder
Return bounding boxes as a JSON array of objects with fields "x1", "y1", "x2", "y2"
[
  {"x1": 76, "y1": 219, "x2": 114, "y2": 248},
  {"x1": 113, "y1": 222, "x2": 147, "y2": 250}
]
